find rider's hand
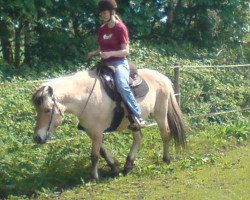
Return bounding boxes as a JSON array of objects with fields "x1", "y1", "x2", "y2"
[
  {"x1": 100, "y1": 51, "x2": 112, "y2": 59},
  {"x1": 87, "y1": 51, "x2": 94, "y2": 59},
  {"x1": 87, "y1": 50, "x2": 101, "y2": 59}
]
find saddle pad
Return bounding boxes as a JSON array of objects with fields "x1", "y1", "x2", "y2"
[
  {"x1": 131, "y1": 78, "x2": 149, "y2": 99},
  {"x1": 100, "y1": 75, "x2": 149, "y2": 101},
  {"x1": 96, "y1": 69, "x2": 149, "y2": 133}
]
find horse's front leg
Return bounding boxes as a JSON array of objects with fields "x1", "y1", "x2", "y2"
[
  {"x1": 90, "y1": 133, "x2": 103, "y2": 180},
  {"x1": 100, "y1": 143, "x2": 120, "y2": 176},
  {"x1": 123, "y1": 130, "x2": 143, "y2": 175}
]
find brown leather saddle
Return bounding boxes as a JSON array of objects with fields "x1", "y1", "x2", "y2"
[
  {"x1": 96, "y1": 61, "x2": 149, "y2": 101},
  {"x1": 93, "y1": 61, "x2": 149, "y2": 132}
]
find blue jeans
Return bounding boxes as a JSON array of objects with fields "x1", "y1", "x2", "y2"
[{"x1": 110, "y1": 59, "x2": 142, "y2": 118}]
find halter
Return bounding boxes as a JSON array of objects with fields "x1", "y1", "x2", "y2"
[{"x1": 46, "y1": 96, "x2": 63, "y2": 137}]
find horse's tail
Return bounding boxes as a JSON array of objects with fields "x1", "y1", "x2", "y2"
[{"x1": 167, "y1": 91, "x2": 187, "y2": 149}]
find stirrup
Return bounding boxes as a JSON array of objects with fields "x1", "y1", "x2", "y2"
[
  {"x1": 127, "y1": 115, "x2": 145, "y2": 131},
  {"x1": 133, "y1": 116, "x2": 146, "y2": 128}
]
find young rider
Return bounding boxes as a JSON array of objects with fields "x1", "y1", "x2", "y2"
[{"x1": 87, "y1": 0, "x2": 145, "y2": 127}]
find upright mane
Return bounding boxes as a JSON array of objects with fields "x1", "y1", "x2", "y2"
[
  {"x1": 32, "y1": 85, "x2": 53, "y2": 107},
  {"x1": 32, "y1": 70, "x2": 90, "y2": 108}
]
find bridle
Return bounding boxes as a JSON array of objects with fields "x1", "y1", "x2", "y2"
[
  {"x1": 44, "y1": 76, "x2": 97, "y2": 138},
  {"x1": 46, "y1": 96, "x2": 63, "y2": 137}
]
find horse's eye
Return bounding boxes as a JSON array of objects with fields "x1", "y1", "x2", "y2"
[{"x1": 45, "y1": 108, "x2": 51, "y2": 113}]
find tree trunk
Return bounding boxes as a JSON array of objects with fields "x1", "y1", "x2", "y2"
[
  {"x1": 72, "y1": 15, "x2": 80, "y2": 37},
  {"x1": 24, "y1": 21, "x2": 31, "y2": 66},
  {"x1": 14, "y1": 21, "x2": 23, "y2": 67},
  {"x1": 0, "y1": 20, "x2": 13, "y2": 64}
]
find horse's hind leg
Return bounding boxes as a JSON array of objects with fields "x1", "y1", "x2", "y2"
[
  {"x1": 100, "y1": 143, "x2": 120, "y2": 176},
  {"x1": 123, "y1": 130, "x2": 143, "y2": 175},
  {"x1": 156, "y1": 117, "x2": 171, "y2": 164}
]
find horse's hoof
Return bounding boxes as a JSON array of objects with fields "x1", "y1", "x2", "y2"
[
  {"x1": 123, "y1": 164, "x2": 134, "y2": 175},
  {"x1": 90, "y1": 172, "x2": 99, "y2": 181},
  {"x1": 111, "y1": 167, "x2": 120, "y2": 177},
  {"x1": 110, "y1": 170, "x2": 120, "y2": 178},
  {"x1": 123, "y1": 156, "x2": 135, "y2": 175},
  {"x1": 110, "y1": 161, "x2": 120, "y2": 177},
  {"x1": 163, "y1": 157, "x2": 171, "y2": 164},
  {"x1": 123, "y1": 168, "x2": 130, "y2": 175}
]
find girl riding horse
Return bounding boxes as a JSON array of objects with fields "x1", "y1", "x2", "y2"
[{"x1": 87, "y1": 0, "x2": 145, "y2": 127}]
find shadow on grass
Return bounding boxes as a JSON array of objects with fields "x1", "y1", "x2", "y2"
[{"x1": 0, "y1": 142, "x2": 120, "y2": 199}]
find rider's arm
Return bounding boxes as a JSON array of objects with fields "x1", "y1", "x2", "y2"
[
  {"x1": 87, "y1": 47, "x2": 101, "y2": 59},
  {"x1": 100, "y1": 43, "x2": 129, "y2": 59}
]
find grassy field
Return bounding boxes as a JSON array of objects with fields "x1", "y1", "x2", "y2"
[
  {"x1": 36, "y1": 143, "x2": 250, "y2": 200},
  {"x1": 1, "y1": 44, "x2": 249, "y2": 199},
  {"x1": 3, "y1": 122, "x2": 248, "y2": 200},
  {"x1": 1, "y1": 71, "x2": 249, "y2": 199}
]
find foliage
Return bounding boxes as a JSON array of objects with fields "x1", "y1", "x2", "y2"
[
  {"x1": 0, "y1": 0, "x2": 249, "y2": 66},
  {"x1": 0, "y1": 40, "x2": 249, "y2": 198},
  {"x1": 0, "y1": 1, "x2": 249, "y2": 196}
]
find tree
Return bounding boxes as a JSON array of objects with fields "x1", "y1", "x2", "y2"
[{"x1": 0, "y1": 0, "x2": 248, "y2": 67}]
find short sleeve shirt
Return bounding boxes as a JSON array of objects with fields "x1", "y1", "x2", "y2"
[{"x1": 98, "y1": 21, "x2": 129, "y2": 62}]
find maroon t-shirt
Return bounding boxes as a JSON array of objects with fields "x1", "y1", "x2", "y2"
[{"x1": 98, "y1": 21, "x2": 129, "y2": 62}]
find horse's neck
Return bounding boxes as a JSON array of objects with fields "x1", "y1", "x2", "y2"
[{"x1": 51, "y1": 71, "x2": 96, "y2": 117}]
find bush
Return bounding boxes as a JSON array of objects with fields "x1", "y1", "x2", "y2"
[{"x1": 0, "y1": 41, "x2": 249, "y2": 198}]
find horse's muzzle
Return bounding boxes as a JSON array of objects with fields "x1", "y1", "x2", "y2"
[{"x1": 34, "y1": 135, "x2": 46, "y2": 144}]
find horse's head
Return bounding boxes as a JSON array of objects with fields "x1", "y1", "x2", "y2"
[{"x1": 32, "y1": 85, "x2": 64, "y2": 144}]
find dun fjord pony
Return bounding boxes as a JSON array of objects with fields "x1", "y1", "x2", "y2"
[{"x1": 32, "y1": 68, "x2": 186, "y2": 179}]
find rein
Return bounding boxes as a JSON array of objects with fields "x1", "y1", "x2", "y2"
[
  {"x1": 46, "y1": 96, "x2": 63, "y2": 136},
  {"x1": 45, "y1": 67, "x2": 100, "y2": 136},
  {"x1": 80, "y1": 68, "x2": 101, "y2": 116}
]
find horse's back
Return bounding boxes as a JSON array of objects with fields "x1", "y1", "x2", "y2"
[
  {"x1": 128, "y1": 69, "x2": 173, "y2": 119},
  {"x1": 138, "y1": 68, "x2": 173, "y2": 92}
]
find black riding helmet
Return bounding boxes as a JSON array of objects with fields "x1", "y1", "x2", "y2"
[{"x1": 98, "y1": 0, "x2": 117, "y2": 12}]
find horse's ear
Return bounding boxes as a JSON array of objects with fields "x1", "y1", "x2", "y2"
[
  {"x1": 32, "y1": 93, "x2": 43, "y2": 106},
  {"x1": 32, "y1": 86, "x2": 45, "y2": 106},
  {"x1": 47, "y1": 86, "x2": 53, "y2": 97}
]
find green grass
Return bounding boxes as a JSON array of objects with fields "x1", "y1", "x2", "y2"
[
  {"x1": 3, "y1": 122, "x2": 249, "y2": 199},
  {"x1": 0, "y1": 69, "x2": 249, "y2": 198},
  {"x1": 31, "y1": 140, "x2": 250, "y2": 200},
  {"x1": 0, "y1": 41, "x2": 249, "y2": 199}
]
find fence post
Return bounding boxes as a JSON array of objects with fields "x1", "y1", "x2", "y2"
[{"x1": 174, "y1": 65, "x2": 181, "y2": 105}]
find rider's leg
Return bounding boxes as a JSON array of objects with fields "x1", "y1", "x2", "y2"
[{"x1": 113, "y1": 59, "x2": 145, "y2": 125}]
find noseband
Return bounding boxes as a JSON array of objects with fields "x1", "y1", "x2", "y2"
[{"x1": 46, "y1": 96, "x2": 63, "y2": 137}]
